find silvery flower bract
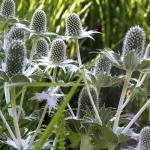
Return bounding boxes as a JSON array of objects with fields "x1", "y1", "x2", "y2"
[
  {"x1": 138, "y1": 127, "x2": 150, "y2": 150},
  {"x1": 50, "y1": 39, "x2": 66, "y2": 64},
  {"x1": 0, "y1": 0, "x2": 15, "y2": 19},
  {"x1": 144, "y1": 43, "x2": 150, "y2": 59},
  {"x1": 8, "y1": 26, "x2": 25, "y2": 41},
  {"x1": 5, "y1": 40, "x2": 26, "y2": 77},
  {"x1": 65, "y1": 13, "x2": 83, "y2": 36},
  {"x1": 94, "y1": 54, "x2": 111, "y2": 76},
  {"x1": 35, "y1": 38, "x2": 49, "y2": 57},
  {"x1": 30, "y1": 9, "x2": 47, "y2": 32},
  {"x1": 77, "y1": 86, "x2": 99, "y2": 118},
  {"x1": 122, "y1": 26, "x2": 145, "y2": 56}
]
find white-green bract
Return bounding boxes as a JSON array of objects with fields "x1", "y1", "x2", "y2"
[
  {"x1": 33, "y1": 87, "x2": 64, "y2": 112},
  {"x1": 64, "y1": 13, "x2": 99, "y2": 40}
]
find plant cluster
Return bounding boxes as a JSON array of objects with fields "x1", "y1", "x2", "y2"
[{"x1": 0, "y1": 0, "x2": 149, "y2": 150}]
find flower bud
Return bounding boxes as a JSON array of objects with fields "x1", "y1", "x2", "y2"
[
  {"x1": 30, "y1": 9, "x2": 47, "y2": 32},
  {"x1": 50, "y1": 39, "x2": 66, "y2": 64},
  {"x1": 35, "y1": 38, "x2": 49, "y2": 57},
  {"x1": 5, "y1": 40, "x2": 26, "y2": 77},
  {"x1": 77, "y1": 86, "x2": 99, "y2": 118},
  {"x1": 65, "y1": 13, "x2": 83, "y2": 36},
  {"x1": 122, "y1": 26, "x2": 145, "y2": 56},
  {"x1": 138, "y1": 127, "x2": 150, "y2": 150},
  {"x1": 0, "y1": 0, "x2": 15, "y2": 19}
]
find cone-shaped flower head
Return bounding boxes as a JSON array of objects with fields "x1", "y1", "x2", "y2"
[
  {"x1": 0, "y1": 0, "x2": 15, "y2": 19},
  {"x1": 8, "y1": 26, "x2": 25, "y2": 41},
  {"x1": 50, "y1": 39, "x2": 66, "y2": 64},
  {"x1": 138, "y1": 127, "x2": 150, "y2": 150},
  {"x1": 35, "y1": 38, "x2": 49, "y2": 57},
  {"x1": 65, "y1": 13, "x2": 83, "y2": 36},
  {"x1": 30, "y1": 9, "x2": 47, "y2": 32},
  {"x1": 77, "y1": 86, "x2": 99, "y2": 118},
  {"x1": 122, "y1": 26, "x2": 145, "y2": 56},
  {"x1": 5, "y1": 40, "x2": 26, "y2": 77},
  {"x1": 94, "y1": 54, "x2": 111, "y2": 76}
]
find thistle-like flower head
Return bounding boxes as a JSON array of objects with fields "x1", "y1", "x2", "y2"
[
  {"x1": 35, "y1": 38, "x2": 49, "y2": 57},
  {"x1": 5, "y1": 40, "x2": 26, "y2": 77},
  {"x1": 138, "y1": 126, "x2": 150, "y2": 150},
  {"x1": 8, "y1": 26, "x2": 25, "y2": 41},
  {"x1": 50, "y1": 39, "x2": 66, "y2": 64},
  {"x1": 94, "y1": 54, "x2": 111, "y2": 77},
  {"x1": 65, "y1": 13, "x2": 83, "y2": 36},
  {"x1": 65, "y1": 13, "x2": 99, "y2": 40},
  {"x1": 122, "y1": 26, "x2": 145, "y2": 56},
  {"x1": 0, "y1": 0, "x2": 15, "y2": 19},
  {"x1": 30, "y1": 9, "x2": 47, "y2": 32},
  {"x1": 77, "y1": 86, "x2": 99, "y2": 118}
]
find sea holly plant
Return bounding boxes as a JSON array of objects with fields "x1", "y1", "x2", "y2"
[{"x1": 0, "y1": 0, "x2": 150, "y2": 150}]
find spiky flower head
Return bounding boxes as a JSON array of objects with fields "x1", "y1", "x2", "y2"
[
  {"x1": 0, "y1": 0, "x2": 15, "y2": 19},
  {"x1": 5, "y1": 40, "x2": 26, "y2": 77},
  {"x1": 94, "y1": 54, "x2": 111, "y2": 76},
  {"x1": 30, "y1": 9, "x2": 47, "y2": 32},
  {"x1": 77, "y1": 86, "x2": 99, "y2": 118},
  {"x1": 138, "y1": 127, "x2": 150, "y2": 150},
  {"x1": 50, "y1": 39, "x2": 66, "y2": 64},
  {"x1": 65, "y1": 13, "x2": 83, "y2": 36},
  {"x1": 35, "y1": 38, "x2": 49, "y2": 57},
  {"x1": 122, "y1": 26, "x2": 145, "y2": 56},
  {"x1": 8, "y1": 26, "x2": 25, "y2": 41}
]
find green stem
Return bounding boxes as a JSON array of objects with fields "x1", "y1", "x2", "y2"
[
  {"x1": 10, "y1": 87, "x2": 23, "y2": 149},
  {"x1": 113, "y1": 70, "x2": 132, "y2": 132},
  {"x1": 30, "y1": 102, "x2": 49, "y2": 145},
  {"x1": 18, "y1": 87, "x2": 26, "y2": 119},
  {"x1": 0, "y1": 110, "x2": 19, "y2": 147},
  {"x1": 122, "y1": 99, "x2": 150, "y2": 134},
  {"x1": 80, "y1": 134, "x2": 92, "y2": 150},
  {"x1": 75, "y1": 38, "x2": 102, "y2": 125}
]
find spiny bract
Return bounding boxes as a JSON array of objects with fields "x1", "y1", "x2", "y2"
[
  {"x1": 0, "y1": 0, "x2": 15, "y2": 19},
  {"x1": 5, "y1": 40, "x2": 26, "y2": 77},
  {"x1": 144, "y1": 43, "x2": 150, "y2": 59},
  {"x1": 94, "y1": 54, "x2": 111, "y2": 76},
  {"x1": 8, "y1": 26, "x2": 25, "y2": 41},
  {"x1": 77, "y1": 86, "x2": 99, "y2": 118},
  {"x1": 35, "y1": 38, "x2": 49, "y2": 57},
  {"x1": 122, "y1": 26, "x2": 145, "y2": 56},
  {"x1": 30, "y1": 9, "x2": 47, "y2": 32},
  {"x1": 65, "y1": 13, "x2": 83, "y2": 36},
  {"x1": 138, "y1": 127, "x2": 150, "y2": 150},
  {"x1": 50, "y1": 39, "x2": 66, "y2": 64}
]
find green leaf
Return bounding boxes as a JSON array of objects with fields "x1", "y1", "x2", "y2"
[
  {"x1": 11, "y1": 75, "x2": 30, "y2": 83},
  {"x1": 136, "y1": 59, "x2": 150, "y2": 71},
  {"x1": 34, "y1": 77, "x2": 82, "y2": 149}
]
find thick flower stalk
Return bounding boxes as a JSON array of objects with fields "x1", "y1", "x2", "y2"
[
  {"x1": 122, "y1": 26, "x2": 145, "y2": 56},
  {"x1": 30, "y1": 9, "x2": 47, "y2": 32},
  {"x1": 5, "y1": 40, "x2": 26, "y2": 77},
  {"x1": 0, "y1": 0, "x2": 15, "y2": 19},
  {"x1": 77, "y1": 86, "x2": 99, "y2": 118},
  {"x1": 35, "y1": 38, "x2": 49, "y2": 57},
  {"x1": 137, "y1": 127, "x2": 150, "y2": 150},
  {"x1": 50, "y1": 39, "x2": 66, "y2": 64}
]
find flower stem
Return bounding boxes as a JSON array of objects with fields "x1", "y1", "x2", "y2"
[
  {"x1": 75, "y1": 38, "x2": 102, "y2": 125},
  {"x1": 30, "y1": 102, "x2": 49, "y2": 145},
  {"x1": 10, "y1": 87, "x2": 23, "y2": 149},
  {"x1": 122, "y1": 99, "x2": 150, "y2": 134},
  {"x1": 80, "y1": 134, "x2": 91, "y2": 150},
  {"x1": 113, "y1": 70, "x2": 132, "y2": 132},
  {"x1": 18, "y1": 87, "x2": 26, "y2": 119},
  {"x1": 0, "y1": 110, "x2": 19, "y2": 147}
]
